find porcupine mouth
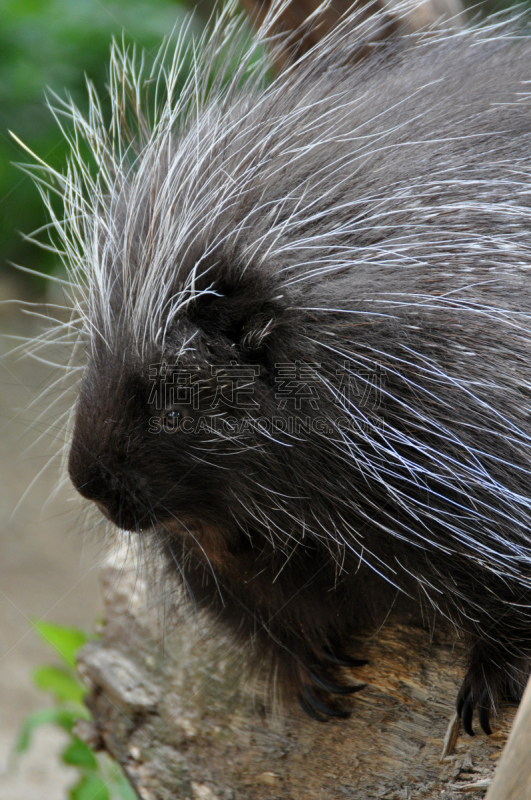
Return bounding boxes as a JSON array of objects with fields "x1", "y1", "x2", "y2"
[
  {"x1": 160, "y1": 517, "x2": 231, "y2": 569},
  {"x1": 95, "y1": 501, "x2": 149, "y2": 532},
  {"x1": 94, "y1": 498, "x2": 228, "y2": 569}
]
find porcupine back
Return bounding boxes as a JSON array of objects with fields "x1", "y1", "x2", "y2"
[{"x1": 26, "y1": 0, "x2": 531, "y2": 730}]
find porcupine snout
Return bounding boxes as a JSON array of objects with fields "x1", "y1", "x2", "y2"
[
  {"x1": 68, "y1": 450, "x2": 148, "y2": 530},
  {"x1": 68, "y1": 362, "x2": 155, "y2": 531}
]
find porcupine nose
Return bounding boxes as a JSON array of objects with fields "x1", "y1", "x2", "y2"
[{"x1": 68, "y1": 449, "x2": 148, "y2": 531}]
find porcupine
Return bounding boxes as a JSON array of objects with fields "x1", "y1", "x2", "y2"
[{"x1": 23, "y1": 0, "x2": 531, "y2": 736}]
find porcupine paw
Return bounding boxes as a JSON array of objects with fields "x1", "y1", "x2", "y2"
[
  {"x1": 456, "y1": 666, "x2": 499, "y2": 737},
  {"x1": 297, "y1": 651, "x2": 368, "y2": 722}
]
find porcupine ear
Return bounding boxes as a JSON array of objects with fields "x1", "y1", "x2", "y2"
[{"x1": 189, "y1": 272, "x2": 284, "y2": 356}]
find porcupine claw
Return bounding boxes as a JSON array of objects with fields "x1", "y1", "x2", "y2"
[
  {"x1": 457, "y1": 686, "x2": 493, "y2": 736},
  {"x1": 322, "y1": 649, "x2": 369, "y2": 668},
  {"x1": 301, "y1": 686, "x2": 351, "y2": 719},
  {"x1": 457, "y1": 658, "x2": 497, "y2": 737},
  {"x1": 477, "y1": 690, "x2": 493, "y2": 736},
  {"x1": 298, "y1": 691, "x2": 329, "y2": 722},
  {"x1": 297, "y1": 662, "x2": 367, "y2": 721},
  {"x1": 308, "y1": 666, "x2": 367, "y2": 695},
  {"x1": 458, "y1": 692, "x2": 476, "y2": 737}
]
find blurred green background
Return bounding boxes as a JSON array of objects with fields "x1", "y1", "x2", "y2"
[{"x1": 0, "y1": 0, "x2": 216, "y2": 301}]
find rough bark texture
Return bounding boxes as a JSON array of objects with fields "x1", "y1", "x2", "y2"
[
  {"x1": 76, "y1": 542, "x2": 515, "y2": 800},
  {"x1": 484, "y1": 677, "x2": 531, "y2": 800}
]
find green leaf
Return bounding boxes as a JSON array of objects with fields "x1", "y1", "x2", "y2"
[
  {"x1": 31, "y1": 620, "x2": 88, "y2": 667},
  {"x1": 14, "y1": 707, "x2": 81, "y2": 752},
  {"x1": 103, "y1": 761, "x2": 138, "y2": 800},
  {"x1": 70, "y1": 774, "x2": 111, "y2": 800},
  {"x1": 62, "y1": 736, "x2": 98, "y2": 770},
  {"x1": 111, "y1": 771, "x2": 138, "y2": 800},
  {"x1": 33, "y1": 665, "x2": 87, "y2": 704},
  {"x1": 96, "y1": 753, "x2": 138, "y2": 800}
]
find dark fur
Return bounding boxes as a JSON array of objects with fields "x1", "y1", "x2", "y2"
[{"x1": 66, "y1": 17, "x2": 531, "y2": 732}]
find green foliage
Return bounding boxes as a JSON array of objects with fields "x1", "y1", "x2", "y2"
[
  {"x1": 63, "y1": 738, "x2": 98, "y2": 771},
  {"x1": 31, "y1": 619, "x2": 89, "y2": 668},
  {"x1": 33, "y1": 665, "x2": 88, "y2": 705},
  {"x1": 15, "y1": 620, "x2": 136, "y2": 800},
  {"x1": 71, "y1": 774, "x2": 110, "y2": 800},
  {"x1": 15, "y1": 707, "x2": 89, "y2": 754},
  {"x1": 0, "y1": 0, "x2": 194, "y2": 293}
]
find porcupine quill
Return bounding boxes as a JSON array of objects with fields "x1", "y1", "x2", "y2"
[{"x1": 14, "y1": 0, "x2": 531, "y2": 735}]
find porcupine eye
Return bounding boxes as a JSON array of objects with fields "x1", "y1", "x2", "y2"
[{"x1": 160, "y1": 407, "x2": 190, "y2": 432}]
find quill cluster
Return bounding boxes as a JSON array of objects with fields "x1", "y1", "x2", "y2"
[{"x1": 22, "y1": 0, "x2": 531, "y2": 733}]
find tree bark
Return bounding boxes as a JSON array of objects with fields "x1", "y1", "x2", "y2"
[
  {"x1": 484, "y1": 677, "x2": 531, "y2": 800},
  {"x1": 76, "y1": 542, "x2": 514, "y2": 800}
]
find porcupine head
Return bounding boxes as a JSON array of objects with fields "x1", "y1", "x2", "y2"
[{"x1": 20, "y1": 0, "x2": 531, "y2": 730}]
